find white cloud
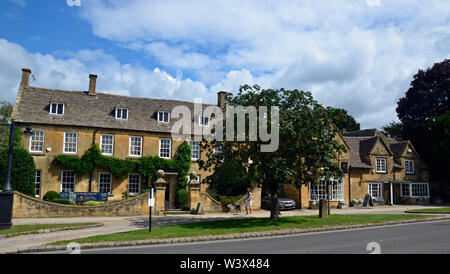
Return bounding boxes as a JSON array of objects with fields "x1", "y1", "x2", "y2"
[
  {"x1": 0, "y1": 39, "x2": 212, "y2": 105},
  {"x1": 75, "y1": 0, "x2": 450, "y2": 128}
]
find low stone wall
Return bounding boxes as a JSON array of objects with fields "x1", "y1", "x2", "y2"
[{"x1": 12, "y1": 191, "x2": 148, "y2": 218}]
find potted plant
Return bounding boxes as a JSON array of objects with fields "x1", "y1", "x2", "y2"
[{"x1": 310, "y1": 200, "x2": 319, "y2": 209}]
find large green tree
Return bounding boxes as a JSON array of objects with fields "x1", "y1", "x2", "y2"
[
  {"x1": 0, "y1": 101, "x2": 22, "y2": 148},
  {"x1": 326, "y1": 106, "x2": 360, "y2": 132},
  {"x1": 382, "y1": 121, "x2": 403, "y2": 139},
  {"x1": 199, "y1": 85, "x2": 346, "y2": 220},
  {"x1": 0, "y1": 147, "x2": 36, "y2": 196},
  {"x1": 395, "y1": 59, "x2": 450, "y2": 182}
]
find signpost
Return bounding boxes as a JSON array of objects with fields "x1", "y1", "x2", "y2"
[{"x1": 148, "y1": 188, "x2": 155, "y2": 233}]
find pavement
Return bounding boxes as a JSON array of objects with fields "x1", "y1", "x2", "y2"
[
  {"x1": 2, "y1": 204, "x2": 448, "y2": 254},
  {"x1": 71, "y1": 218, "x2": 450, "y2": 254}
]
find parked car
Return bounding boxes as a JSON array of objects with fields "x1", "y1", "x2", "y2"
[{"x1": 261, "y1": 192, "x2": 296, "y2": 210}]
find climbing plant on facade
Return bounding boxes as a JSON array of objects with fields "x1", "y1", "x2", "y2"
[{"x1": 53, "y1": 142, "x2": 191, "y2": 191}]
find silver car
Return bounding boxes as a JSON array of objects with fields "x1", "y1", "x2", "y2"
[{"x1": 261, "y1": 192, "x2": 296, "y2": 210}]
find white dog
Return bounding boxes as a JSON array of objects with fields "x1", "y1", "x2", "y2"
[{"x1": 227, "y1": 204, "x2": 241, "y2": 215}]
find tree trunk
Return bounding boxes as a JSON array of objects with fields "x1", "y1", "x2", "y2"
[{"x1": 270, "y1": 192, "x2": 280, "y2": 220}]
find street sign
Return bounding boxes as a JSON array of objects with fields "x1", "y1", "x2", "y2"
[
  {"x1": 148, "y1": 188, "x2": 155, "y2": 206},
  {"x1": 148, "y1": 188, "x2": 154, "y2": 233}
]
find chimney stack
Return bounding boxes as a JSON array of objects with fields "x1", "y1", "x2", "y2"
[
  {"x1": 20, "y1": 68, "x2": 31, "y2": 88},
  {"x1": 217, "y1": 91, "x2": 227, "y2": 110},
  {"x1": 88, "y1": 74, "x2": 97, "y2": 96}
]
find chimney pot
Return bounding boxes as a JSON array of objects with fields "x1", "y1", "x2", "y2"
[
  {"x1": 89, "y1": 74, "x2": 97, "y2": 95},
  {"x1": 217, "y1": 91, "x2": 228, "y2": 109},
  {"x1": 21, "y1": 68, "x2": 32, "y2": 88}
]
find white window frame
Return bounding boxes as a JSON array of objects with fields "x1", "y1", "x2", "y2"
[
  {"x1": 63, "y1": 132, "x2": 78, "y2": 154},
  {"x1": 368, "y1": 183, "x2": 382, "y2": 199},
  {"x1": 189, "y1": 141, "x2": 201, "y2": 160},
  {"x1": 128, "y1": 174, "x2": 141, "y2": 195},
  {"x1": 157, "y1": 111, "x2": 170, "y2": 123},
  {"x1": 376, "y1": 158, "x2": 387, "y2": 173},
  {"x1": 29, "y1": 130, "x2": 45, "y2": 153},
  {"x1": 159, "y1": 138, "x2": 172, "y2": 159},
  {"x1": 405, "y1": 160, "x2": 414, "y2": 174},
  {"x1": 50, "y1": 102, "x2": 64, "y2": 115},
  {"x1": 115, "y1": 108, "x2": 128, "y2": 120},
  {"x1": 309, "y1": 178, "x2": 344, "y2": 201},
  {"x1": 100, "y1": 134, "x2": 114, "y2": 156},
  {"x1": 198, "y1": 115, "x2": 210, "y2": 127},
  {"x1": 401, "y1": 183, "x2": 429, "y2": 198},
  {"x1": 35, "y1": 170, "x2": 42, "y2": 198},
  {"x1": 129, "y1": 136, "x2": 143, "y2": 157},
  {"x1": 98, "y1": 173, "x2": 112, "y2": 194},
  {"x1": 61, "y1": 170, "x2": 76, "y2": 193}
]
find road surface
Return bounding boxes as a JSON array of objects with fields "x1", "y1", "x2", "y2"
[{"x1": 52, "y1": 219, "x2": 450, "y2": 254}]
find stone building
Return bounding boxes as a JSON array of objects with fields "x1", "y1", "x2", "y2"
[
  {"x1": 283, "y1": 128, "x2": 430, "y2": 208},
  {"x1": 11, "y1": 68, "x2": 230, "y2": 213}
]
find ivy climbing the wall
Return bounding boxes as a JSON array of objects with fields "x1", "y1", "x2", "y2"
[{"x1": 53, "y1": 141, "x2": 192, "y2": 203}]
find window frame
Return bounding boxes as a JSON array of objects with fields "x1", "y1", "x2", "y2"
[
  {"x1": 63, "y1": 132, "x2": 78, "y2": 154},
  {"x1": 100, "y1": 134, "x2": 115, "y2": 156},
  {"x1": 309, "y1": 178, "x2": 344, "y2": 202},
  {"x1": 50, "y1": 102, "x2": 64, "y2": 115},
  {"x1": 115, "y1": 108, "x2": 128, "y2": 120},
  {"x1": 189, "y1": 140, "x2": 201, "y2": 160},
  {"x1": 375, "y1": 157, "x2": 387, "y2": 173},
  {"x1": 198, "y1": 115, "x2": 210, "y2": 127},
  {"x1": 157, "y1": 111, "x2": 170, "y2": 123},
  {"x1": 35, "y1": 170, "x2": 42, "y2": 198},
  {"x1": 128, "y1": 136, "x2": 143, "y2": 157},
  {"x1": 128, "y1": 174, "x2": 141, "y2": 195},
  {"x1": 61, "y1": 170, "x2": 76, "y2": 193},
  {"x1": 98, "y1": 173, "x2": 113, "y2": 194},
  {"x1": 400, "y1": 183, "x2": 429, "y2": 198},
  {"x1": 368, "y1": 183, "x2": 382, "y2": 199},
  {"x1": 29, "y1": 130, "x2": 45, "y2": 153},
  {"x1": 159, "y1": 138, "x2": 172, "y2": 159},
  {"x1": 405, "y1": 159, "x2": 415, "y2": 174}
]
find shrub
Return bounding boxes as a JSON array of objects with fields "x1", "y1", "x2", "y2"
[
  {"x1": 43, "y1": 191, "x2": 60, "y2": 202},
  {"x1": 0, "y1": 147, "x2": 35, "y2": 196},
  {"x1": 175, "y1": 189, "x2": 188, "y2": 208},
  {"x1": 51, "y1": 198, "x2": 74, "y2": 205},
  {"x1": 219, "y1": 195, "x2": 242, "y2": 206},
  {"x1": 122, "y1": 191, "x2": 130, "y2": 200},
  {"x1": 207, "y1": 160, "x2": 251, "y2": 197}
]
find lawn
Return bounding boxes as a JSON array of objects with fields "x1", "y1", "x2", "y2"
[
  {"x1": 0, "y1": 223, "x2": 98, "y2": 236},
  {"x1": 49, "y1": 214, "x2": 431, "y2": 245},
  {"x1": 408, "y1": 207, "x2": 450, "y2": 213}
]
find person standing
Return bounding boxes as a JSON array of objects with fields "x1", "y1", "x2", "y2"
[{"x1": 245, "y1": 188, "x2": 253, "y2": 215}]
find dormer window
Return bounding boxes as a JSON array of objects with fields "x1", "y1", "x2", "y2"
[
  {"x1": 50, "y1": 102, "x2": 64, "y2": 115},
  {"x1": 157, "y1": 111, "x2": 170, "y2": 123},
  {"x1": 199, "y1": 115, "x2": 210, "y2": 126},
  {"x1": 115, "y1": 108, "x2": 128, "y2": 120}
]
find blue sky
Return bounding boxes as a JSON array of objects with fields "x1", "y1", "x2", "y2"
[{"x1": 1, "y1": 0, "x2": 449, "y2": 128}]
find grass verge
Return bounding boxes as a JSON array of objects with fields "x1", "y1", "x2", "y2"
[
  {"x1": 407, "y1": 207, "x2": 450, "y2": 213},
  {"x1": 0, "y1": 223, "x2": 99, "y2": 237},
  {"x1": 49, "y1": 214, "x2": 431, "y2": 245}
]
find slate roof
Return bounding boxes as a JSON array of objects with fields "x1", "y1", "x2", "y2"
[
  {"x1": 342, "y1": 129, "x2": 413, "y2": 169},
  {"x1": 12, "y1": 86, "x2": 215, "y2": 134}
]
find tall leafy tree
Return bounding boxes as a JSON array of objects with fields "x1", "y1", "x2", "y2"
[
  {"x1": 396, "y1": 59, "x2": 450, "y2": 181},
  {"x1": 199, "y1": 85, "x2": 346, "y2": 220},
  {"x1": 326, "y1": 107, "x2": 360, "y2": 132},
  {"x1": 382, "y1": 121, "x2": 403, "y2": 139},
  {"x1": 0, "y1": 101, "x2": 23, "y2": 148}
]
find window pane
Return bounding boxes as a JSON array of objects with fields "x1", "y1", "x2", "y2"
[
  {"x1": 159, "y1": 139, "x2": 171, "y2": 158},
  {"x1": 128, "y1": 174, "x2": 140, "y2": 194},
  {"x1": 62, "y1": 171, "x2": 75, "y2": 192},
  {"x1": 101, "y1": 135, "x2": 114, "y2": 155},
  {"x1": 190, "y1": 141, "x2": 200, "y2": 159},
  {"x1": 64, "y1": 133, "x2": 77, "y2": 153},
  {"x1": 35, "y1": 170, "x2": 42, "y2": 197},
  {"x1": 129, "y1": 136, "x2": 142, "y2": 156},
  {"x1": 30, "y1": 131, "x2": 44, "y2": 152},
  {"x1": 99, "y1": 173, "x2": 112, "y2": 194}
]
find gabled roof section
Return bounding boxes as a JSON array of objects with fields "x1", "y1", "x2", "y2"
[
  {"x1": 342, "y1": 136, "x2": 372, "y2": 169},
  {"x1": 12, "y1": 86, "x2": 214, "y2": 134}
]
